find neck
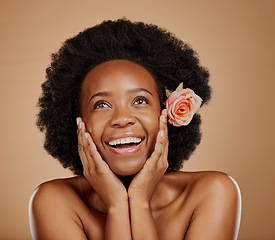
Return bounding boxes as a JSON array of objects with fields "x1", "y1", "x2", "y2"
[{"x1": 117, "y1": 174, "x2": 136, "y2": 190}]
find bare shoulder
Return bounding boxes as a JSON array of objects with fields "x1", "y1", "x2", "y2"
[
  {"x1": 29, "y1": 177, "x2": 85, "y2": 211},
  {"x1": 29, "y1": 177, "x2": 88, "y2": 240},
  {"x1": 170, "y1": 170, "x2": 241, "y2": 208},
  {"x1": 187, "y1": 171, "x2": 241, "y2": 198},
  {"x1": 173, "y1": 171, "x2": 242, "y2": 240},
  {"x1": 166, "y1": 170, "x2": 241, "y2": 195}
]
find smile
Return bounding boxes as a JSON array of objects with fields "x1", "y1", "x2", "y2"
[
  {"x1": 106, "y1": 137, "x2": 144, "y2": 155},
  {"x1": 108, "y1": 137, "x2": 142, "y2": 146}
]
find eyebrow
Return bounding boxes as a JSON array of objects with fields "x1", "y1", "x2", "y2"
[
  {"x1": 88, "y1": 88, "x2": 153, "y2": 103},
  {"x1": 89, "y1": 91, "x2": 111, "y2": 103},
  {"x1": 128, "y1": 88, "x2": 153, "y2": 96}
]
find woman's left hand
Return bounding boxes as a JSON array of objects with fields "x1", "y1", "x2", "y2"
[{"x1": 128, "y1": 109, "x2": 169, "y2": 205}]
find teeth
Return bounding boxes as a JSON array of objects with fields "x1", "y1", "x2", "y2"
[{"x1": 108, "y1": 137, "x2": 142, "y2": 146}]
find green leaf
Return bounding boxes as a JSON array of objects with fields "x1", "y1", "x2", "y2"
[
  {"x1": 165, "y1": 88, "x2": 172, "y2": 98},
  {"x1": 175, "y1": 82, "x2": 183, "y2": 91}
]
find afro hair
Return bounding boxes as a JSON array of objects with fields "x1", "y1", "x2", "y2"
[{"x1": 36, "y1": 18, "x2": 211, "y2": 175}]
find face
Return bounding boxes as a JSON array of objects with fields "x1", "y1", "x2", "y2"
[{"x1": 80, "y1": 60, "x2": 161, "y2": 176}]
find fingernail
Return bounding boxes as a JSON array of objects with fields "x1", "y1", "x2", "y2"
[
  {"x1": 76, "y1": 118, "x2": 80, "y2": 125},
  {"x1": 163, "y1": 109, "x2": 167, "y2": 117},
  {"x1": 79, "y1": 121, "x2": 82, "y2": 129},
  {"x1": 162, "y1": 115, "x2": 166, "y2": 123}
]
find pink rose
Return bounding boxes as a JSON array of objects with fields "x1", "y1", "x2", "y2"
[{"x1": 166, "y1": 88, "x2": 202, "y2": 126}]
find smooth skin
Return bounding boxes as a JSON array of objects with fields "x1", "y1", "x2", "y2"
[{"x1": 29, "y1": 60, "x2": 241, "y2": 240}]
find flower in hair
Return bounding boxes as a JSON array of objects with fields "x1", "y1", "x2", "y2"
[{"x1": 165, "y1": 83, "x2": 202, "y2": 127}]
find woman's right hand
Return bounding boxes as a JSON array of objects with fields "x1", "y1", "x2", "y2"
[{"x1": 77, "y1": 117, "x2": 128, "y2": 211}]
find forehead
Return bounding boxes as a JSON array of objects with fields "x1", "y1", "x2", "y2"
[{"x1": 81, "y1": 60, "x2": 159, "y2": 96}]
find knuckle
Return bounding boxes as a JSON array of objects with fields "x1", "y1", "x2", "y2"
[
  {"x1": 158, "y1": 160, "x2": 168, "y2": 171},
  {"x1": 155, "y1": 149, "x2": 162, "y2": 157},
  {"x1": 78, "y1": 144, "x2": 86, "y2": 153},
  {"x1": 89, "y1": 150, "x2": 96, "y2": 158},
  {"x1": 96, "y1": 167, "x2": 105, "y2": 176},
  {"x1": 146, "y1": 163, "x2": 157, "y2": 173},
  {"x1": 82, "y1": 147, "x2": 87, "y2": 155},
  {"x1": 83, "y1": 166, "x2": 92, "y2": 176},
  {"x1": 83, "y1": 169, "x2": 88, "y2": 177}
]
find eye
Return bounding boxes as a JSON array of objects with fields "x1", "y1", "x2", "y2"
[
  {"x1": 133, "y1": 96, "x2": 149, "y2": 105},
  {"x1": 93, "y1": 100, "x2": 110, "y2": 109}
]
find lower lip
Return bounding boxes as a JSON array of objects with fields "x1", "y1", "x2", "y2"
[{"x1": 106, "y1": 141, "x2": 144, "y2": 155}]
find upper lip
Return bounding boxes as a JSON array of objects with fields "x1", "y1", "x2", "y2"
[{"x1": 105, "y1": 133, "x2": 145, "y2": 144}]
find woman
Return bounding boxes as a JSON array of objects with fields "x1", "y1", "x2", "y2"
[{"x1": 29, "y1": 19, "x2": 241, "y2": 240}]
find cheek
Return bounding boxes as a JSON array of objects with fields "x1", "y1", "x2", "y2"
[{"x1": 139, "y1": 112, "x2": 160, "y2": 146}]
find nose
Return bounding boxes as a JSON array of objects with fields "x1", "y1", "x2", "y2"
[{"x1": 109, "y1": 107, "x2": 136, "y2": 127}]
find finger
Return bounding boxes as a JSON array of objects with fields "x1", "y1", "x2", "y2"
[
  {"x1": 151, "y1": 110, "x2": 168, "y2": 171},
  {"x1": 84, "y1": 130, "x2": 109, "y2": 172},
  {"x1": 144, "y1": 134, "x2": 162, "y2": 173},
  {"x1": 80, "y1": 120, "x2": 98, "y2": 172},
  {"x1": 155, "y1": 110, "x2": 167, "y2": 161},
  {"x1": 159, "y1": 109, "x2": 167, "y2": 132},
  {"x1": 160, "y1": 135, "x2": 169, "y2": 170},
  {"x1": 162, "y1": 131, "x2": 169, "y2": 163},
  {"x1": 77, "y1": 118, "x2": 89, "y2": 169},
  {"x1": 156, "y1": 130, "x2": 167, "y2": 169},
  {"x1": 160, "y1": 110, "x2": 169, "y2": 167},
  {"x1": 84, "y1": 132, "x2": 102, "y2": 164},
  {"x1": 146, "y1": 116, "x2": 166, "y2": 167}
]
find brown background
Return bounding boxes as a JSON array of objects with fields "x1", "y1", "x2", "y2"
[{"x1": 0, "y1": 0, "x2": 274, "y2": 239}]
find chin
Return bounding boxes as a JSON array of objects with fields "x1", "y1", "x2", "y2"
[
  {"x1": 114, "y1": 169, "x2": 141, "y2": 176},
  {"x1": 109, "y1": 160, "x2": 145, "y2": 176}
]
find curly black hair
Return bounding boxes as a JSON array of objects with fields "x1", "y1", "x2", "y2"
[{"x1": 36, "y1": 18, "x2": 211, "y2": 176}]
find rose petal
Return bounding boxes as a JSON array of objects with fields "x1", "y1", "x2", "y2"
[{"x1": 166, "y1": 87, "x2": 202, "y2": 127}]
